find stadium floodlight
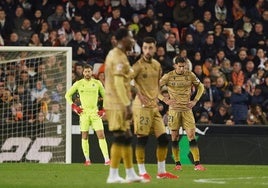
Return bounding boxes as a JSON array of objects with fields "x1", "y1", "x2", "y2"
[{"x1": 0, "y1": 47, "x2": 72, "y2": 163}]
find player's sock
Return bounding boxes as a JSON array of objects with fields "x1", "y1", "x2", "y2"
[
  {"x1": 81, "y1": 138, "x2": 89, "y2": 161},
  {"x1": 108, "y1": 167, "x2": 119, "y2": 179},
  {"x1": 99, "y1": 138, "x2": 109, "y2": 161},
  {"x1": 189, "y1": 139, "x2": 200, "y2": 163},
  {"x1": 157, "y1": 160, "x2": 166, "y2": 174},
  {"x1": 156, "y1": 146, "x2": 168, "y2": 162},
  {"x1": 122, "y1": 145, "x2": 133, "y2": 168},
  {"x1": 172, "y1": 141, "x2": 180, "y2": 163},
  {"x1": 110, "y1": 143, "x2": 122, "y2": 168},
  {"x1": 138, "y1": 164, "x2": 146, "y2": 175}
]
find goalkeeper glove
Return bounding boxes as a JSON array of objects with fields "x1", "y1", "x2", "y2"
[
  {"x1": 72, "y1": 103, "x2": 83, "y2": 115},
  {"x1": 98, "y1": 109, "x2": 105, "y2": 117}
]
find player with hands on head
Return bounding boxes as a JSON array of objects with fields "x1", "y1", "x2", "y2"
[
  {"x1": 159, "y1": 56, "x2": 206, "y2": 171},
  {"x1": 65, "y1": 64, "x2": 110, "y2": 166},
  {"x1": 131, "y1": 37, "x2": 178, "y2": 181}
]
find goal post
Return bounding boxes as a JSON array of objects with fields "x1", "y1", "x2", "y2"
[{"x1": 0, "y1": 47, "x2": 72, "y2": 164}]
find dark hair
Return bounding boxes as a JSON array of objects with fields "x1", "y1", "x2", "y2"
[
  {"x1": 174, "y1": 56, "x2": 186, "y2": 64},
  {"x1": 83, "y1": 64, "x2": 93, "y2": 70},
  {"x1": 143, "y1": 37, "x2": 156, "y2": 44},
  {"x1": 115, "y1": 28, "x2": 129, "y2": 41}
]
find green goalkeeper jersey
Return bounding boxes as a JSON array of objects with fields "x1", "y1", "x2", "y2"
[{"x1": 65, "y1": 78, "x2": 105, "y2": 112}]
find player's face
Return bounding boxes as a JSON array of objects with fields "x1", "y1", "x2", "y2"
[
  {"x1": 123, "y1": 35, "x2": 134, "y2": 51},
  {"x1": 83, "y1": 68, "x2": 93, "y2": 79},
  {"x1": 142, "y1": 42, "x2": 156, "y2": 60},
  {"x1": 174, "y1": 62, "x2": 186, "y2": 74}
]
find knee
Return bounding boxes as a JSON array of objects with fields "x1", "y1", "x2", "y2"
[
  {"x1": 136, "y1": 136, "x2": 148, "y2": 147},
  {"x1": 112, "y1": 131, "x2": 133, "y2": 146},
  {"x1": 189, "y1": 139, "x2": 198, "y2": 147},
  {"x1": 157, "y1": 133, "x2": 169, "y2": 147}
]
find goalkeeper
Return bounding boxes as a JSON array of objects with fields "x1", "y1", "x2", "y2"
[{"x1": 65, "y1": 64, "x2": 110, "y2": 166}]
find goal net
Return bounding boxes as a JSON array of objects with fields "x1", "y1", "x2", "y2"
[{"x1": 0, "y1": 47, "x2": 72, "y2": 163}]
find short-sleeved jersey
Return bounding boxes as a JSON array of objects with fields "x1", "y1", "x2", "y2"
[
  {"x1": 160, "y1": 70, "x2": 202, "y2": 111},
  {"x1": 65, "y1": 78, "x2": 104, "y2": 112},
  {"x1": 103, "y1": 47, "x2": 132, "y2": 110},
  {"x1": 132, "y1": 57, "x2": 162, "y2": 108}
]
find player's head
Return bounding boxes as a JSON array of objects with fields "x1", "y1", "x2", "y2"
[
  {"x1": 142, "y1": 37, "x2": 156, "y2": 61},
  {"x1": 174, "y1": 56, "x2": 186, "y2": 74},
  {"x1": 83, "y1": 64, "x2": 93, "y2": 79},
  {"x1": 115, "y1": 28, "x2": 134, "y2": 51}
]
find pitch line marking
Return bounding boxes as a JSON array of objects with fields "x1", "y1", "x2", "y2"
[{"x1": 194, "y1": 176, "x2": 268, "y2": 184}]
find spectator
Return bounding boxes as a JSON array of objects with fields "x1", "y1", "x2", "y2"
[
  {"x1": 38, "y1": 21, "x2": 50, "y2": 44},
  {"x1": 87, "y1": 9, "x2": 103, "y2": 34},
  {"x1": 162, "y1": 32, "x2": 179, "y2": 61},
  {"x1": 248, "y1": 0, "x2": 265, "y2": 22},
  {"x1": 13, "y1": 6, "x2": 25, "y2": 30},
  {"x1": 43, "y1": 29, "x2": 61, "y2": 46},
  {"x1": 201, "y1": 34, "x2": 218, "y2": 59},
  {"x1": 260, "y1": 73, "x2": 268, "y2": 97},
  {"x1": 215, "y1": 49, "x2": 227, "y2": 66},
  {"x1": 46, "y1": 100, "x2": 62, "y2": 123},
  {"x1": 248, "y1": 22, "x2": 266, "y2": 54},
  {"x1": 155, "y1": 45, "x2": 173, "y2": 75},
  {"x1": 128, "y1": 13, "x2": 140, "y2": 37},
  {"x1": 212, "y1": 105, "x2": 231, "y2": 125},
  {"x1": 154, "y1": 0, "x2": 174, "y2": 24},
  {"x1": 210, "y1": 0, "x2": 233, "y2": 27},
  {"x1": 119, "y1": 0, "x2": 134, "y2": 21},
  {"x1": 180, "y1": 33, "x2": 197, "y2": 58},
  {"x1": 202, "y1": 58, "x2": 213, "y2": 77},
  {"x1": 28, "y1": 33, "x2": 43, "y2": 46},
  {"x1": 156, "y1": 21, "x2": 172, "y2": 45},
  {"x1": 231, "y1": 61, "x2": 245, "y2": 87},
  {"x1": 234, "y1": 28, "x2": 249, "y2": 49},
  {"x1": 6, "y1": 32, "x2": 21, "y2": 46},
  {"x1": 233, "y1": 12, "x2": 253, "y2": 34},
  {"x1": 197, "y1": 112, "x2": 210, "y2": 124},
  {"x1": 230, "y1": 85, "x2": 250, "y2": 125},
  {"x1": 243, "y1": 60, "x2": 256, "y2": 81},
  {"x1": 261, "y1": 10, "x2": 268, "y2": 38},
  {"x1": 97, "y1": 22, "x2": 113, "y2": 56},
  {"x1": 224, "y1": 36, "x2": 239, "y2": 62},
  {"x1": 193, "y1": 0, "x2": 208, "y2": 21},
  {"x1": 31, "y1": 9, "x2": 45, "y2": 33},
  {"x1": 64, "y1": 0, "x2": 77, "y2": 21},
  {"x1": 58, "y1": 20, "x2": 74, "y2": 44},
  {"x1": 15, "y1": 18, "x2": 34, "y2": 46},
  {"x1": 128, "y1": 0, "x2": 147, "y2": 14},
  {"x1": 193, "y1": 64, "x2": 206, "y2": 82},
  {"x1": 0, "y1": 8, "x2": 14, "y2": 43},
  {"x1": 248, "y1": 104, "x2": 268, "y2": 125},
  {"x1": 202, "y1": 10, "x2": 215, "y2": 33},
  {"x1": 173, "y1": 0, "x2": 194, "y2": 29},
  {"x1": 47, "y1": 4, "x2": 67, "y2": 30},
  {"x1": 67, "y1": 30, "x2": 89, "y2": 62},
  {"x1": 87, "y1": 32, "x2": 104, "y2": 65},
  {"x1": 232, "y1": 0, "x2": 245, "y2": 21},
  {"x1": 235, "y1": 48, "x2": 249, "y2": 69},
  {"x1": 250, "y1": 66, "x2": 266, "y2": 88},
  {"x1": 191, "y1": 51, "x2": 203, "y2": 66},
  {"x1": 30, "y1": 79, "x2": 48, "y2": 103},
  {"x1": 188, "y1": 21, "x2": 206, "y2": 50},
  {"x1": 250, "y1": 85, "x2": 265, "y2": 106},
  {"x1": 34, "y1": 0, "x2": 56, "y2": 20},
  {"x1": 219, "y1": 58, "x2": 233, "y2": 82},
  {"x1": 213, "y1": 23, "x2": 226, "y2": 49},
  {"x1": 106, "y1": 6, "x2": 126, "y2": 33},
  {"x1": 136, "y1": 17, "x2": 156, "y2": 46},
  {"x1": 253, "y1": 48, "x2": 268, "y2": 69},
  {"x1": 5, "y1": 74, "x2": 17, "y2": 95}
]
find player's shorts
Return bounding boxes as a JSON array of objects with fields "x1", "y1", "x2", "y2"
[
  {"x1": 105, "y1": 109, "x2": 130, "y2": 131},
  {"x1": 168, "y1": 109, "x2": 196, "y2": 130},
  {"x1": 80, "y1": 111, "x2": 104, "y2": 132},
  {"x1": 133, "y1": 107, "x2": 166, "y2": 136}
]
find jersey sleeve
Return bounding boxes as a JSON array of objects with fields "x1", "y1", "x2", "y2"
[{"x1": 65, "y1": 81, "x2": 79, "y2": 105}]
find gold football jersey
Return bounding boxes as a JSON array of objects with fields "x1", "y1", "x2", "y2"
[
  {"x1": 103, "y1": 47, "x2": 132, "y2": 110},
  {"x1": 160, "y1": 70, "x2": 202, "y2": 111},
  {"x1": 132, "y1": 57, "x2": 162, "y2": 108}
]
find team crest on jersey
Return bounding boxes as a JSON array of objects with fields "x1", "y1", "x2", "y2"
[{"x1": 116, "y1": 63, "x2": 123, "y2": 71}]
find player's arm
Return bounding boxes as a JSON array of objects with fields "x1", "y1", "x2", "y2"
[
  {"x1": 158, "y1": 73, "x2": 169, "y2": 101},
  {"x1": 98, "y1": 80, "x2": 105, "y2": 98},
  {"x1": 65, "y1": 82, "x2": 83, "y2": 114},
  {"x1": 187, "y1": 73, "x2": 205, "y2": 109}
]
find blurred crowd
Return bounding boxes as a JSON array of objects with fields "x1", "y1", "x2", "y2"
[{"x1": 0, "y1": 0, "x2": 268, "y2": 126}]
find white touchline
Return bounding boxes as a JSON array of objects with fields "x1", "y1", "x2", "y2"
[{"x1": 194, "y1": 176, "x2": 268, "y2": 184}]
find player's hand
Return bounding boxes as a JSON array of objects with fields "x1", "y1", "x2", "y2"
[
  {"x1": 187, "y1": 100, "x2": 197, "y2": 109},
  {"x1": 125, "y1": 104, "x2": 132, "y2": 120},
  {"x1": 98, "y1": 109, "x2": 105, "y2": 117},
  {"x1": 72, "y1": 103, "x2": 83, "y2": 115},
  {"x1": 137, "y1": 93, "x2": 148, "y2": 107}
]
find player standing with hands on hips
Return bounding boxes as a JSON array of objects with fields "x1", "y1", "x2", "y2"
[
  {"x1": 65, "y1": 64, "x2": 110, "y2": 166},
  {"x1": 132, "y1": 37, "x2": 178, "y2": 181},
  {"x1": 104, "y1": 28, "x2": 145, "y2": 184},
  {"x1": 159, "y1": 56, "x2": 206, "y2": 171}
]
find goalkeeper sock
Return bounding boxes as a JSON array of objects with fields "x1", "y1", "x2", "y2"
[
  {"x1": 98, "y1": 138, "x2": 109, "y2": 162},
  {"x1": 82, "y1": 138, "x2": 90, "y2": 161}
]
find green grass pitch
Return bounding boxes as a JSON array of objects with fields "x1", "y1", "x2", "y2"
[{"x1": 0, "y1": 163, "x2": 268, "y2": 188}]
